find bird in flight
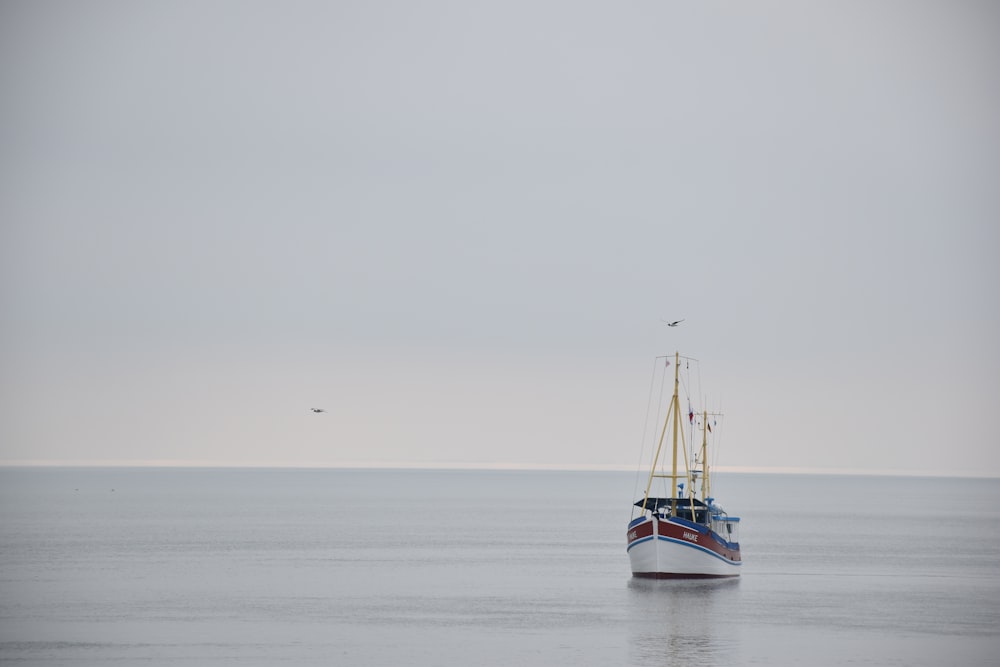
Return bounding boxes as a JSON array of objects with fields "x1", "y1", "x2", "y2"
[
  {"x1": 310, "y1": 408, "x2": 325, "y2": 413},
  {"x1": 662, "y1": 319, "x2": 685, "y2": 327}
]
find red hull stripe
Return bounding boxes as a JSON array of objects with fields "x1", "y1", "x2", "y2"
[
  {"x1": 626, "y1": 518, "x2": 741, "y2": 563},
  {"x1": 657, "y1": 520, "x2": 741, "y2": 562},
  {"x1": 626, "y1": 520, "x2": 655, "y2": 549}
]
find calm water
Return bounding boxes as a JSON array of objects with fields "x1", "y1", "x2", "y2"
[{"x1": 1, "y1": 468, "x2": 999, "y2": 666}]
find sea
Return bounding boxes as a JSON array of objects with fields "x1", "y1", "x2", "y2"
[{"x1": 1, "y1": 468, "x2": 998, "y2": 666}]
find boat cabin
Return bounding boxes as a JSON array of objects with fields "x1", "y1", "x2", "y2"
[
  {"x1": 635, "y1": 497, "x2": 710, "y2": 524},
  {"x1": 634, "y1": 496, "x2": 741, "y2": 543}
]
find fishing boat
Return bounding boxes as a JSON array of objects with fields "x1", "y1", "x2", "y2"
[{"x1": 627, "y1": 352, "x2": 742, "y2": 578}]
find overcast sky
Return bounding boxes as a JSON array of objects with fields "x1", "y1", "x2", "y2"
[{"x1": 2, "y1": 0, "x2": 998, "y2": 475}]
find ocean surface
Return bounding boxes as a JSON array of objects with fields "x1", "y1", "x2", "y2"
[{"x1": 1, "y1": 468, "x2": 998, "y2": 666}]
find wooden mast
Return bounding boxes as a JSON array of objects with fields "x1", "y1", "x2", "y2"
[{"x1": 669, "y1": 351, "x2": 680, "y2": 515}]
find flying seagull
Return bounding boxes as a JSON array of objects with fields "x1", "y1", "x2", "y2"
[
  {"x1": 662, "y1": 319, "x2": 685, "y2": 327},
  {"x1": 310, "y1": 408, "x2": 325, "y2": 413}
]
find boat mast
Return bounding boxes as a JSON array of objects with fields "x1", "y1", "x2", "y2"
[{"x1": 670, "y1": 351, "x2": 681, "y2": 511}]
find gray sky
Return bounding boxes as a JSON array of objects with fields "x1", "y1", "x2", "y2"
[{"x1": 2, "y1": 0, "x2": 998, "y2": 475}]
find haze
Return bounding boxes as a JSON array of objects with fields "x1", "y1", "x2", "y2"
[{"x1": 2, "y1": 1, "x2": 998, "y2": 475}]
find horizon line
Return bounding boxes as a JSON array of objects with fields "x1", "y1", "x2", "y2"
[{"x1": 0, "y1": 459, "x2": 997, "y2": 479}]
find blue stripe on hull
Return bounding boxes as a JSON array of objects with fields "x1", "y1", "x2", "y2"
[
  {"x1": 656, "y1": 535, "x2": 742, "y2": 566},
  {"x1": 626, "y1": 535, "x2": 655, "y2": 552}
]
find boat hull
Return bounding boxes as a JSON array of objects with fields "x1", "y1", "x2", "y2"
[{"x1": 627, "y1": 517, "x2": 741, "y2": 578}]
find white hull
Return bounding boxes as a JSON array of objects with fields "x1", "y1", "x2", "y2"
[{"x1": 628, "y1": 527, "x2": 741, "y2": 578}]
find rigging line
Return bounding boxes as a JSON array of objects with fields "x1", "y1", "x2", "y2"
[
  {"x1": 717, "y1": 413, "x2": 726, "y2": 471},
  {"x1": 698, "y1": 358, "x2": 705, "y2": 472},
  {"x1": 679, "y1": 364, "x2": 696, "y2": 468},
  {"x1": 632, "y1": 356, "x2": 660, "y2": 509},
  {"x1": 654, "y1": 359, "x2": 670, "y2": 498},
  {"x1": 710, "y1": 411, "x2": 725, "y2": 475},
  {"x1": 697, "y1": 359, "x2": 703, "y2": 415},
  {"x1": 634, "y1": 356, "x2": 671, "y2": 508}
]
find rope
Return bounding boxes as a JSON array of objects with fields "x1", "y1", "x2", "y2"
[{"x1": 631, "y1": 356, "x2": 667, "y2": 516}]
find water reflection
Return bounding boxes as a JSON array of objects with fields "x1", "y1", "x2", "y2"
[{"x1": 627, "y1": 578, "x2": 740, "y2": 667}]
